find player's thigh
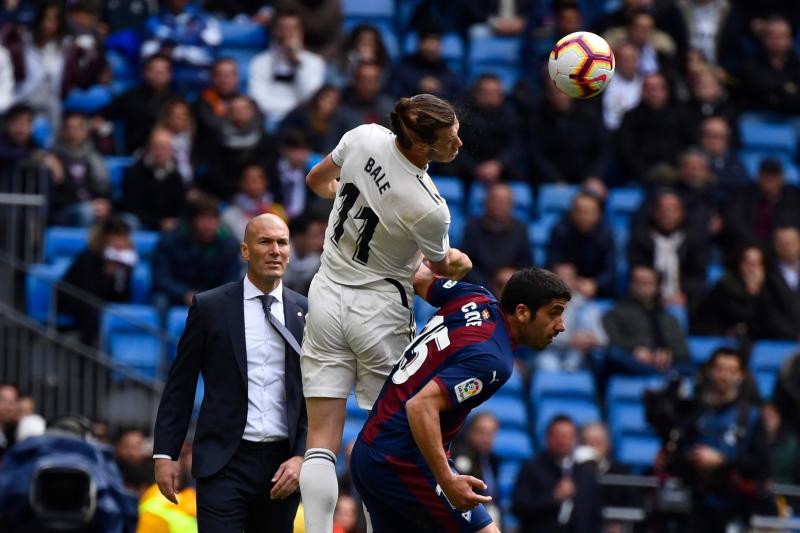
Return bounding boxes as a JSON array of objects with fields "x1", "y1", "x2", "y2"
[
  {"x1": 301, "y1": 274, "x2": 357, "y2": 400},
  {"x1": 345, "y1": 288, "x2": 414, "y2": 409}
]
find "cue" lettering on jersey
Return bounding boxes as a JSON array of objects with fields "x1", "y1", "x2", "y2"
[{"x1": 364, "y1": 157, "x2": 391, "y2": 195}]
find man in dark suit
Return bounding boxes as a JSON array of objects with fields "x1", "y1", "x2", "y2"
[
  {"x1": 152, "y1": 213, "x2": 307, "y2": 532},
  {"x1": 756, "y1": 226, "x2": 800, "y2": 340},
  {"x1": 512, "y1": 415, "x2": 601, "y2": 533}
]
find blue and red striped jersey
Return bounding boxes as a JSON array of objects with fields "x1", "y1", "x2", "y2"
[{"x1": 358, "y1": 278, "x2": 516, "y2": 458}]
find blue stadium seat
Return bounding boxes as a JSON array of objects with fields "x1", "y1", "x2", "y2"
[
  {"x1": 305, "y1": 152, "x2": 324, "y2": 173},
  {"x1": 106, "y1": 50, "x2": 134, "y2": 82},
  {"x1": 750, "y1": 340, "x2": 798, "y2": 373},
  {"x1": 130, "y1": 262, "x2": 151, "y2": 304},
  {"x1": 494, "y1": 429, "x2": 534, "y2": 461},
  {"x1": 468, "y1": 182, "x2": 532, "y2": 220},
  {"x1": 738, "y1": 150, "x2": 799, "y2": 185},
  {"x1": 535, "y1": 399, "x2": 600, "y2": 444},
  {"x1": 63, "y1": 85, "x2": 113, "y2": 114},
  {"x1": 448, "y1": 207, "x2": 465, "y2": 249},
  {"x1": 606, "y1": 376, "x2": 665, "y2": 404},
  {"x1": 615, "y1": 432, "x2": 660, "y2": 471},
  {"x1": 44, "y1": 227, "x2": 88, "y2": 263},
  {"x1": 105, "y1": 156, "x2": 135, "y2": 202},
  {"x1": 497, "y1": 460, "x2": 522, "y2": 500},
  {"x1": 108, "y1": 332, "x2": 161, "y2": 372},
  {"x1": 607, "y1": 403, "x2": 649, "y2": 440},
  {"x1": 739, "y1": 121, "x2": 797, "y2": 155},
  {"x1": 404, "y1": 32, "x2": 465, "y2": 72},
  {"x1": 194, "y1": 375, "x2": 204, "y2": 416},
  {"x1": 32, "y1": 115, "x2": 53, "y2": 148},
  {"x1": 592, "y1": 298, "x2": 614, "y2": 316},
  {"x1": 166, "y1": 306, "x2": 189, "y2": 359},
  {"x1": 100, "y1": 304, "x2": 160, "y2": 353},
  {"x1": 218, "y1": 20, "x2": 267, "y2": 49},
  {"x1": 413, "y1": 296, "x2": 437, "y2": 334},
  {"x1": 342, "y1": 0, "x2": 394, "y2": 18},
  {"x1": 346, "y1": 393, "x2": 368, "y2": 422},
  {"x1": 468, "y1": 35, "x2": 521, "y2": 65},
  {"x1": 431, "y1": 175, "x2": 465, "y2": 210},
  {"x1": 472, "y1": 395, "x2": 528, "y2": 430},
  {"x1": 665, "y1": 303, "x2": 687, "y2": 332},
  {"x1": 530, "y1": 371, "x2": 596, "y2": 404},
  {"x1": 537, "y1": 184, "x2": 578, "y2": 217},
  {"x1": 495, "y1": 369, "x2": 524, "y2": 398},
  {"x1": 342, "y1": 416, "x2": 365, "y2": 447},
  {"x1": 132, "y1": 231, "x2": 160, "y2": 259},
  {"x1": 755, "y1": 371, "x2": 777, "y2": 399},
  {"x1": 706, "y1": 262, "x2": 724, "y2": 285},
  {"x1": 606, "y1": 187, "x2": 644, "y2": 220},
  {"x1": 687, "y1": 336, "x2": 737, "y2": 366},
  {"x1": 527, "y1": 214, "x2": 560, "y2": 247},
  {"x1": 26, "y1": 259, "x2": 72, "y2": 323}
]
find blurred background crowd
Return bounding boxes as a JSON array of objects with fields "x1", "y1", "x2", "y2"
[{"x1": 1, "y1": 0, "x2": 800, "y2": 532}]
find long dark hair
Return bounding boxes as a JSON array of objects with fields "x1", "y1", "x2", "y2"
[
  {"x1": 32, "y1": 1, "x2": 66, "y2": 48},
  {"x1": 389, "y1": 94, "x2": 457, "y2": 149}
]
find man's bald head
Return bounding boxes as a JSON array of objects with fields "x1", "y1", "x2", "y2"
[
  {"x1": 244, "y1": 214, "x2": 289, "y2": 244},
  {"x1": 241, "y1": 214, "x2": 291, "y2": 292}
]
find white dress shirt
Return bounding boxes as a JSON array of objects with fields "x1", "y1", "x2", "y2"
[
  {"x1": 242, "y1": 275, "x2": 289, "y2": 442},
  {"x1": 779, "y1": 261, "x2": 800, "y2": 291}
]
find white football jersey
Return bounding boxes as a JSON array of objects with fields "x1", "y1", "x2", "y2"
[{"x1": 319, "y1": 124, "x2": 451, "y2": 291}]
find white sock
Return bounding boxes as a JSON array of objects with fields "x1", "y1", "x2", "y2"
[{"x1": 300, "y1": 448, "x2": 338, "y2": 533}]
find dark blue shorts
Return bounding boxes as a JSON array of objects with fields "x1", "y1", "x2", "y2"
[{"x1": 350, "y1": 439, "x2": 493, "y2": 533}]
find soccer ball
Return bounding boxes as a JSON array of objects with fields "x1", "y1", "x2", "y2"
[{"x1": 548, "y1": 31, "x2": 615, "y2": 99}]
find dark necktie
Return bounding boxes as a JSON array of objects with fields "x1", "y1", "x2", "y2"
[{"x1": 258, "y1": 294, "x2": 302, "y2": 354}]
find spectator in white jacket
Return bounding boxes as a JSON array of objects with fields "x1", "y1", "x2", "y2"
[{"x1": 248, "y1": 8, "x2": 325, "y2": 128}]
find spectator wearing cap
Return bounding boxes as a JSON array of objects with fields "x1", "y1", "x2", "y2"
[
  {"x1": 387, "y1": 29, "x2": 462, "y2": 101},
  {"x1": 755, "y1": 226, "x2": 800, "y2": 340},
  {"x1": 152, "y1": 194, "x2": 242, "y2": 307},
  {"x1": 722, "y1": 157, "x2": 800, "y2": 252}
]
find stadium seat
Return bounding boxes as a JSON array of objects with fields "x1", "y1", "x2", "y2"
[
  {"x1": 527, "y1": 214, "x2": 560, "y2": 248},
  {"x1": 108, "y1": 332, "x2": 161, "y2": 376},
  {"x1": 473, "y1": 395, "x2": 528, "y2": 431},
  {"x1": 218, "y1": 20, "x2": 267, "y2": 49},
  {"x1": 592, "y1": 298, "x2": 614, "y2": 316},
  {"x1": 346, "y1": 393, "x2": 368, "y2": 422},
  {"x1": 413, "y1": 296, "x2": 438, "y2": 334},
  {"x1": 106, "y1": 50, "x2": 134, "y2": 82},
  {"x1": 448, "y1": 207, "x2": 465, "y2": 249},
  {"x1": 738, "y1": 150, "x2": 800, "y2": 185},
  {"x1": 537, "y1": 184, "x2": 578, "y2": 217},
  {"x1": 706, "y1": 262, "x2": 724, "y2": 285},
  {"x1": 607, "y1": 403, "x2": 649, "y2": 440},
  {"x1": 493, "y1": 428, "x2": 534, "y2": 461},
  {"x1": 63, "y1": 85, "x2": 113, "y2": 114},
  {"x1": 431, "y1": 175, "x2": 465, "y2": 210},
  {"x1": 26, "y1": 259, "x2": 72, "y2": 323},
  {"x1": 665, "y1": 303, "x2": 688, "y2": 332},
  {"x1": 342, "y1": 0, "x2": 394, "y2": 18},
  {"x1": 32, "y1": 115, "x2": 53, "y2": 148},
  {"x1": 687, "y1": 336, "x2": 737, "y2": 366},
  {"x1": 530, "y1": 371, "x2": 596, "y2": 404},
  {"x1": 495, "y1": 369, "x2": 524, "y2": 398},
  {"x1": 166, "y1": 306, "x2": 189, "y2": 359},
  {"x1": 342, "y1": 416, "x2": 365, "y2": 447},
  {"x1": 44, "y1": 227, "x2": 88, "y2": 263},
  {"x1": 305, "y1": 152, "x2": 324, "y2": 173},
  {"x1": 104, "y1": 156, "x2": 135, "y2": 202},
  {"x1": 739, "y1": 121, "x2": 797, "y2": 155},
  {"x1": 468, "y1": 35, "x2": 521, "y2": 65},
  {"x1": 535, "y1": 398, "x2": 600, "y2": 444},
  {"x1": 497, "y1": 460, "x2": 522, "y2": 500},
  {"x1": 194, "y1": 376, "x2": 204, "y2": 416},
  {"x1": 755, "y1": 371, "x2": 777, "y2": 399},
  {"x1": 615, "y1": 432, "x2": 660, "y2": 471},
  {"x1": 131, "y1": 231, "x2": 160, "y2": 259},
  {"x1": 100, "y1": 304, "x2": 160, "y2": 353},
  {"x1": 404, "y1": 32, "x2": 465, "y2": 73},
  {"x1": 750, "y1": 340, "x2": 798, "y2": 373},
  {"x1": 606, "y1": 187, "x2": 644, "y2": 219},
  {"x1": 606, "y1": 376, "x2": 665, "y2": 405},
  {"x1": 130, "y1": 262, "x2": 151, "y2": 304}
]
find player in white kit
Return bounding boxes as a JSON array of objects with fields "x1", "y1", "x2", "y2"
[{"x1": 299, "y1": 94, "x2": 473, "y2": 533}]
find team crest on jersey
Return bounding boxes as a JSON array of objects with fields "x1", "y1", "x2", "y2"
[
  {"x1": 443, "y1": 280, "x2": 458, "y2": 289},
  {"x1": 481, "y1": 309, "x2": 490, "y2": 320},
  {"x1": 454, "y1": 378, "x2": 483, "y2": 403}
]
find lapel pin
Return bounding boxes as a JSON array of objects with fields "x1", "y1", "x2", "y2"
[{"x1": 297, "y1": 311, "x2": 302, "y2": 316}]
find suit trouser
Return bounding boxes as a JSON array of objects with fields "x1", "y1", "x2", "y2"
[{"x1": 196, "y1": 439, "x2": 299, "y2": 533}]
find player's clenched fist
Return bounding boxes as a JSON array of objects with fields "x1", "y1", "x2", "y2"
[
  {"x1": 440, "y1": 474, "x2": 493, "y2": 511},
  {"x1": 154, "y1": 458, "x2": 180, "y2": 504}
]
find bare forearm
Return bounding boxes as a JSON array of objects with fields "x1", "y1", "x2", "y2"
[
  {"x1": 306, "y1": 154, "x2": 340, "y2": 199},
  {"x1": 429, "y1": 248, "x2": 472, "y2": 280},
  {"x1": 407, "y1": 401, "x2": 452, "y2": 483}
]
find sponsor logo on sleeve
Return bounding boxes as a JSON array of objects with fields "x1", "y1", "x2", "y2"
[{"x1": 454, "y1": 377, "x2": 483, "y2": 403}]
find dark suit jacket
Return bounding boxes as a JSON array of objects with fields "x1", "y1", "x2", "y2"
[
  {"x1": 512, "y1": 452, "x2": 601, "y2": 533},
  {"x1": 754, "y1": 265, "x2": 800, "y2": 340},
  {"x1": 153, "y1": 280, "x2": 308, "y2": 479}
]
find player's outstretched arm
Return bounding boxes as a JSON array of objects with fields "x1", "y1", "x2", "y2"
[
  {"x1": 427, "y1": 248, "x2": 472, "y2": 281},
  {"x1": 413, "y1": 260, "x2": 437, "y2": 299},
  {"x1": 306, "y1": 154, "x2": 340, "y2": 199},
  {"x1": 406, "y1": 381, "x2": 493, "y2": 511}
]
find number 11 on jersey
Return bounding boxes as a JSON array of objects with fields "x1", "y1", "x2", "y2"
[{"x1": 331, "y1": 183, "x2": 380, "y2": 265}]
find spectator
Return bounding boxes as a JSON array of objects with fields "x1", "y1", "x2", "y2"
[
  {"x1": 57, "y1": 218, "x2": 136, "y2": 345},
  {"x1": 0, "y1": 383, "x2": 19, "y2": 458},
  {"x1": 547, "y1": 191, "x2": 616, "y2": 297},
  {"x1": 201, "y1": 95, "x2": 277, "y2": 201},
  {"x1": 101, "y1": 54, "x2": 177, "y2": 154},
  {"x1": 91, "y1": 419, "x2": 110, "y2": 444},
  {"x1": 328, "y1": 61, "x2": 394, "y2": 141},
  {"x1": 756, "y1": 226, "x2": 800, "y2": 340},
  {"x1": 269, "y1": 0, "x2": 343, "y2": 59},
  {"x1": 687, "y1": 348, "x2": 770, "y2": 532},
  {"x1": 699, "y1": 116, "x2": 749, "y2": 195},
  {"x1": 333, "y1": 494, "x2": 362, "y2": 533},
  {"x1": 275, "y1": 128, "x2": 312, "y2": 219},
  {"x1": 137, "y1": 441, "x2": 197, "y2": 533},
  {"x1": 739, "y1": 16, "x2": 800, "y2": 114},
  {"x1": 16, "y1": 393, "x2": 33, "y2": 418},
  {"x1": 603, "y1": 265, "x2": 690, "y2": 374},
  {"x1": 50, "y1": 111, "x2": 110, "y2": 226},
  {"x1": 0, "y1": 103, "x2": 61, "y2": 188},
  {"x1": 119, "y1": 127, "x2": 185, "y2": 231},
  {"x1": 283, "y1": 214, "x2": 326, "y2": 296},
  {"x1": 280, "y1": 84, "x2": 341, "y2": 153},
  {"x1": 193, "y1": 58, "x2": 240, "y2": 151},
  {"x1": 576, "y1": 422, "x2": 639, "y2": 511},
  {"x1": 329, "y1": 24, "x2": 390, "y2": 89},
  {"x1": 457, "y1": 0, "x2": 531, "y2": 37},
  {"x1": 461, "y1": 183, "x2": 533, "y2": 286},
  {"x1": 762, "y1": 403, "x2": 800, "y2": 484},
  {"x1": 674, "y1": 0, "x2": 746, "y2": 68},
  {"x1": 681, "y1": 69, "x2": 738, "y2": 142},
  {"x1": 103, "y1": 0, "x2": 155, "y2": 33},
  {"x1": 774, "y1": 351, "x2": 800, "y2": 435},
  {"x1": 61, "y1": 0, "x2": 106, "y2": 91},
  {"x1": 221, "y1": 164, "x2": 287, "y2": 241},
  {"x1": 452, "y1": 413, "x2": 502, "y2": 526},
  {"x1": 249, "y1": 9, "x2": 325, "y2": 126},
  {"x1": 629, "y1": 190, "x2": 709, "y2": 306},
  {"x1": 387, "y1": 29, "x2": 462, "y2": 101},
  {"x1": 602, "y1": 41, "x2": 642, "y2": 131},
  {"x1": 617, "y1": 72, "x2": 695, "y2": 182},
  {"x1": 114, "y1": 427, "x2": 152, "y2": 493},
  {"x1": 666, "y1": 148, "x2": 723, "y2": 238},
  {"x1": 604, "y1": 11, "x2": 677, "y2": 76},
  {"x1": 156, "y1": 97, "x2": 194, "y2": 186},
  {"x1": 512, "y1": 415, "x2": 601, "y2": 533},
  {"x1": 141, "y1": 0, "x2": 221, "y2": 68},
  {"x1": 722, "y1": 158, "x2": 800, "y2": 252},
  {"x1": 454, "y1": 73, "x2": 520, "y2": 184},
  {"x1": 0, "y1": 45, "x2": 13, "y2": 114},
  {"x1": 535, "y1": 263, "x2": 608, "y2": 372},
  {"x1": 528, "y1": 80, "x2": 610, "y2": 184},
  {"x1": 692, "y1": 244, "x2": 766, "y2": 337},
  {"x1": 152, "y1": 194, "x2": 241, "y2": 306}
]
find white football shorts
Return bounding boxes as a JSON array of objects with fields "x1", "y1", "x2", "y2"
[{"x1": 301, "y1": 270, "x2": 415, "y2": 409}]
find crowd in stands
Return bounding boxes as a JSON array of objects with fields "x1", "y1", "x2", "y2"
[{"x1": 2, "y1": 0, "x2": 800, "y2": 531}]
